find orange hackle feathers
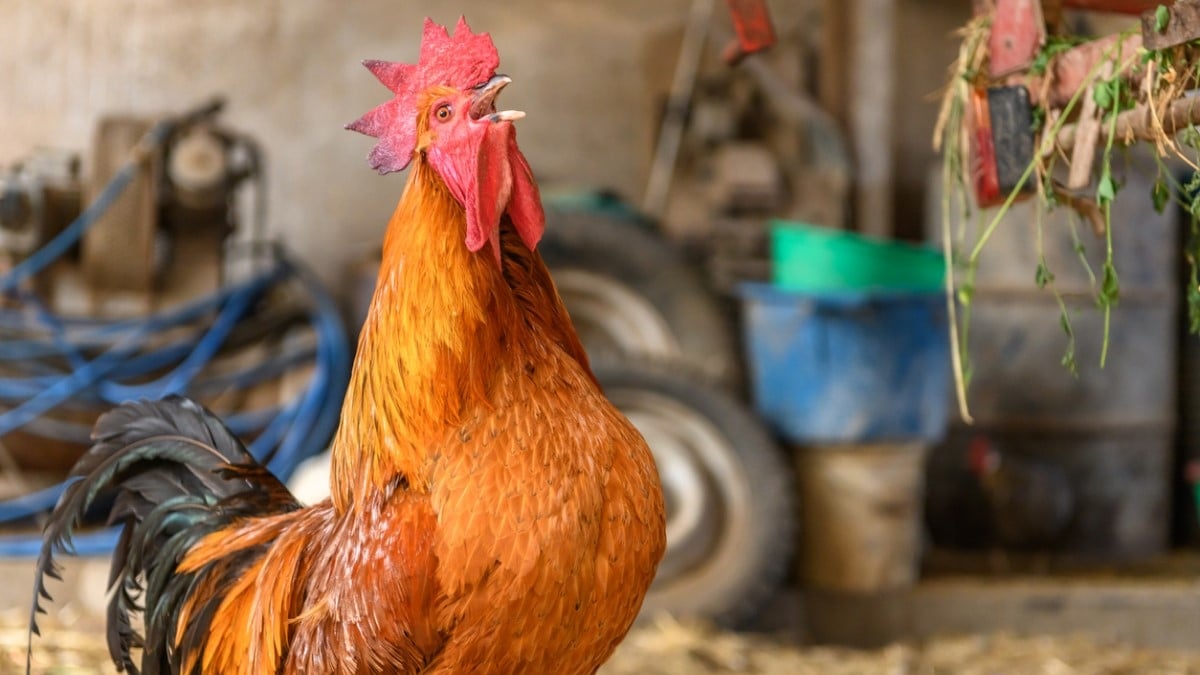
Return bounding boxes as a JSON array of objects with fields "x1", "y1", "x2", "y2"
[{"x1": 328, "y1": 158, "x2": 505, "y2": 512}]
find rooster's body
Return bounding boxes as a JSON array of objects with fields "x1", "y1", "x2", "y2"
[
  {"x1": 968, "y1": 437, "x2": 1074, "y2": 550},
  {"x1": 30, "y1": 18, "x2": 665, "y2": 675}
]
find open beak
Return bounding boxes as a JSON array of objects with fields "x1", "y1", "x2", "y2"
[
  {"x1": 456, "y1": 73, "x2": 542, "y2": 268},
  {"x1": 470, "y1": 75, "x2": 525, "y2": 123}
]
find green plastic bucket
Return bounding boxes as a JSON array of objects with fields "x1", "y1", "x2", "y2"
[{"x1": 770, "y1": 221, "x2": 945, "y2": 292}]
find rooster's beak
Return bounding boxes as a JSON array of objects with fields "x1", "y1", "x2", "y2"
[{"x1": 470, "y1": 75, "x2": 525, "y2": 123}]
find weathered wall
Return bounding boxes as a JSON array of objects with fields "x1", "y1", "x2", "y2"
[
  {"x1": 7, "y1": 0, "x2": 975, "y2": 294},
  {"x1": 892, "y1": 0, "x2": 971, "y2": 239},
  {"x1": 1, "y1": 0, "x2": 782, "y2": 286}
]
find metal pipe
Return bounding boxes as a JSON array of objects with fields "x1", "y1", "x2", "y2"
[
  {"x1": 642, "y1": 0, "x2": 717, "y2": 220},
  {"x1": 1055, "y1": 93, "x2": 1200, "y2": 151},
  {"x1": 737, "y1": 53, "x2": 852, "y2": 178}
]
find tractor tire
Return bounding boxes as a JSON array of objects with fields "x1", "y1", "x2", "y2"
[
  {"x1": 540, "y1": 205, "x2": 740, "y2": 388},
  {"x1": 592, "y1": 358, "x2": 795, "y2": 628}
]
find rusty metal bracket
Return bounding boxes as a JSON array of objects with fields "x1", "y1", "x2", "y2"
[
  {"x1": 963, "y1": 0, "x2": 1183, "y2": 208},
  {"x1": 722, "y1": 0, "x2": 776, "y2": 65},
  {"x1": 82, "y1": 117, "x2": 160, "y2": 295},
  {"x1": 989, "y1": 0, "x2": 1047, "y2": 77},
  {"x1": 1141, "y1": 0, "x2": 1200, "y2": 50}
]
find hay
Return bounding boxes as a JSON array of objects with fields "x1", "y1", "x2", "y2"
[
  {"x1": 599, "y1": 615, "x2": 1200, "y2": 675},
  {"x1": 934, "y1": 11, "x2": 1200, "y2": 415},
  {"x1": 2, "y1": 608, "x2": 107, "y2": 675},
  {"x1": 6, "y1": 610, "x2": 1200, "y2": 674}
]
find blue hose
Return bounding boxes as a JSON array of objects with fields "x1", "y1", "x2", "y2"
[
  {"x1": 0, "y1": 253, "x2": 349, "y2": 529},
  {"x1": 0, "y1": 109, "x2": 352, "y2": 556}
]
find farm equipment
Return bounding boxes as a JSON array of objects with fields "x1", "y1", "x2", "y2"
[
  {"x1": 957, "y1": 0, "x2": 1200, "y2": 209},
  {"x1": 0, "y1": 99, "x2": 350, "y2": 556}
]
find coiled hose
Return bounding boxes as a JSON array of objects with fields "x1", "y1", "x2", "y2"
[{"x1": 0, "y1": 102, "x2": 352, "y2": 556}]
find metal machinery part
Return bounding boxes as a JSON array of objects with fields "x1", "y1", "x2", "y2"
[
  {"x1": 538, "y1": 205, "x2": 743, "y2": 388},
  {"x1": 0, "y1": 98, "x2": 348, "y2": 490},
  {"x1": 82, "y1": 116, "x2": 161, "y2": 293},
  {"x1": 1, "y1": 99, "x2": 262, "y2": 314},
  {"x1": 620, "y1": 389, "x2": 750, "y2": 589},
  {"x1": 0, "y1": 152, "x2": 81, "y2": 262},
  {"x1": 970, "y1": 0, "x2": 1200, "y2": 207},
  {"x1": 168, "y1": 126, "x2": 231, "y2": 210},
  {"x1": 0, "y1": 163, "x2": 47, "y2": 257},
  {"x1": 642, "y1": 0, "x2": 778, "y2": 221},
  {"x1": 594, "y1": 362, "x2": 795, "y2": 628},
  {"x1": 551, "y1": 268, "x2": 683, "y2": 361}
]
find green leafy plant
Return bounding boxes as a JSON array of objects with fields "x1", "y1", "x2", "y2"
[
  {"x1": 1155, "y1": 5, "x2": 1170, "y2": 34},
  {"x1": 932, "y1": 21, "x2": 1200, "y2": 416}
]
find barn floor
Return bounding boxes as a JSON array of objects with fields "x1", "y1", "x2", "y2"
[
  {"x1": 601, "y1": 616, "x2": 1200, "y2": 675},
  {"x1": 6, "y1": 611, "x2": 1200, "y2": 675},
  {"x1": 745, "y1": 552, "x2": 1200, "y2": 654},
  {"x1": 2, "y1": 556, "x2": 1198, "y2": 674}
]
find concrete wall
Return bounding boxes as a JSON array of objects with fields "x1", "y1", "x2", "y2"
[
  {"x1": 0, "y1": 0, "x2": 813, "y2": 290},
  {"x1": 2, "y1": 0, "x2": 970, "y2": 295},
  {"x1": 892, "y1": 0, "x2": 971, "y2": 239}
]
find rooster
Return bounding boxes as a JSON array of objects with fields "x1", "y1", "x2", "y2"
[
  {"x1": 968, "y1": 435, "x2": 1074, "y2": 550},
  {"x1": 29, "y1": 17, "x2": 666, "y2": 675}
]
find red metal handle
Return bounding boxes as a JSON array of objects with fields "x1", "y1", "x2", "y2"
[
  {"x1": 722, "y1": 0, "x2": 777, "y2": 65},
  {"x1": 1063, "y1": 0, "x2": 1171, "y2": 14}
]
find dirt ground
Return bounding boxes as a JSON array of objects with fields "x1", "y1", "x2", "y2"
[
  {"x1": 5, "y1": 610, "x2": 1200, "y2": 675},
  {"x1": 600, "y1": 615, "x2": 1200, "y2": 674}
]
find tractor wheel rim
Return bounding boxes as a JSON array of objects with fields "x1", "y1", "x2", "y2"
[
  {"x1": 552, "y1": 268, "x2": 680, "y2": 359},
  {"x1": 610, "y1": 388, "x2": 752, "y2": 592}
]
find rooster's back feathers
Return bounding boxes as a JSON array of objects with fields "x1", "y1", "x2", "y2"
[{"x1": 30, "y1": 396, "x2": 300, "y2": 674}]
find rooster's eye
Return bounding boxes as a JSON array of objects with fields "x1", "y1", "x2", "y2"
[{"x1": 435, "y1": 104, "x2": 452, "y2": 122}]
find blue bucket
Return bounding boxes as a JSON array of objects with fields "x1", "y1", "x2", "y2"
[{"x1": 739, "y1": 283, "x2": 951, "y2": 444}]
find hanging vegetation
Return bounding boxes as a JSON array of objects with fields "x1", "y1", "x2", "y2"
[{"x1": 935, "y1": 2, "x2": 1200, "y2": 420}]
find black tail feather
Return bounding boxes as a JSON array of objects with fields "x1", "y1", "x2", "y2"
[{"x1": 27, "y1": 395, "x2": 301, "y2": 674}]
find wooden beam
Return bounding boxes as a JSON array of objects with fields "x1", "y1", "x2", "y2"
[
  {"x1": 1141, "y1": 0, "x2": 1200, "y2": 50},
  {"x1": 1056, "y1": 95, "x2": 1200, "y2": 151},
  {"x1": 848, "y1": 0, "x2": 896, "y2": 237},
  {"x1": 1064, "y1": 0, "x2": 1172, "y2": 13},
  {"x1": 818, "y1": 0, "x2": 850, "y2": 128}
]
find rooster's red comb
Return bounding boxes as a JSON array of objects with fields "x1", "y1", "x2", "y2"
[{"x1": 347, "y1": 17, "x2": 500, "y2": 174}]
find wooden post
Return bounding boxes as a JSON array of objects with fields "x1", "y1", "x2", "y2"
[
  {"x1": 849, "y1": 0, "x2": 896, "y2": 237},
  {"x1": 821, "y1": 0, "x2": 896, "y2": 236},
  {"x1": 1056, "y1": 94, "x2": 1200, "y2": 151},
  {"x1": 819, "y1": 0, "x2": 851, "y2": 128}
]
